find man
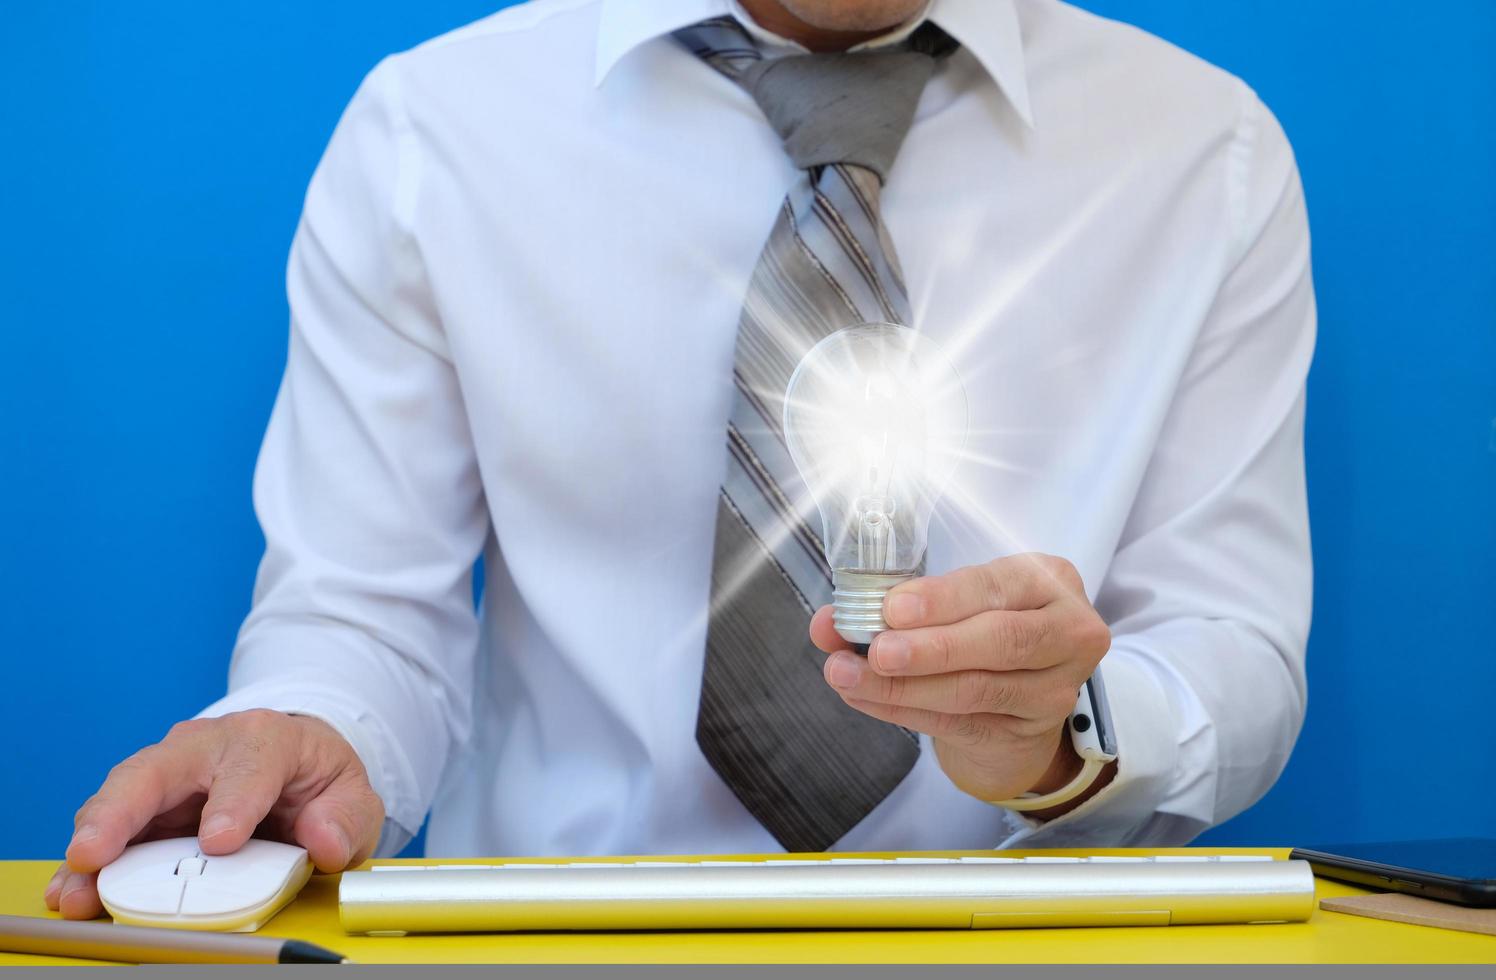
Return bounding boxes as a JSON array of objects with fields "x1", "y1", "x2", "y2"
[{"x1": 48, "y1": 0, "x2": 1313, "y2": 918}]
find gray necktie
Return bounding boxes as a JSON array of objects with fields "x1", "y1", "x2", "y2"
[{"x1": 677, "y1": 17, "x2": 957, "y2": 852}]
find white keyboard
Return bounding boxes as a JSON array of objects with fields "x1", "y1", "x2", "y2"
[{"x1": 338, "y1": 854, "x2": 1316, "y2": 934}]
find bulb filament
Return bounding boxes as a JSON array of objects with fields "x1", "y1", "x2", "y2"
[{"x1": 855, "y1": 496, "x2": 898, "y2": 571}]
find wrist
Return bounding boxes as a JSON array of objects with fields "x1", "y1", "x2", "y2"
[
  {"x1": 1007, "y1": 673, "x2": 1120, "y2": 820},
  {"x1": 1025, "y1": 761, "x2": 1116, "y2": 822},
  {"x1": 984, "y1": 674, "x2": 1120, "y2": 820},
  {"x1": 992, "y1": 710, "x2": 1119, "y2": 822},
  {"x1": 1027, "y1": 726, "x2": 1085, "y2": 796},
  {"x1": 1019, "y1": 730, "x2": 1117, "y2": 821}
]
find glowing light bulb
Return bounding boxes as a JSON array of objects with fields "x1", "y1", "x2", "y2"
[{"x1": 783, "y1": 322, "x2": 968, "y2": 648}]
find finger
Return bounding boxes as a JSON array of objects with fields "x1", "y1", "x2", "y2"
[
  {"x1": 292, "y1": 769, "x2": 386, "y2": 873},
  {"x1": 841, "y1": 694, "x2": 1058, "y2": 746},
  {"x1": 809, "y1": 605, "x2": 849, "y2": 654},
  {"x1": 835, "y1": 695, "x2": 1016, "y2": 748},
  {"x1": 868, "y1": 609, "x2": 1075, "y2": 676},
  {"x1": 132, "y1": 793, "x2": 210, "y2": 844},
  {"x1": 196, "y1": 720, "x2": 299, "y2": 857},
  {"x1": 68, "y1": 731, "x2": 212, "y2": 873},
  {"x1": 58, "y1": 870, "x2": 103, "y2": 920},
  {"x1": 884, "y1": 554, "x2": 1080, "y2": 629},
  {"x1": 43, "y1": 862, "x2": 68, "y2": 910},
  {"x1": 824, "y1": 651, "x2": 1068, "y2": 720}
]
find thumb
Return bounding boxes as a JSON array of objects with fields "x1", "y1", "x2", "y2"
[{"x1": 291, "y1": 769, "x2": 386, "y2": 872}]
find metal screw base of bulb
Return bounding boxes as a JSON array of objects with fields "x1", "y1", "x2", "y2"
[{"x1": 832, "y1": 570, "x2": 916, "y2": 648}]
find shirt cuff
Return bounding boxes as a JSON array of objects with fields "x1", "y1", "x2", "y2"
[
  {"x1": 994, "y1": 648, "x2": 1187, "y2": 846},
  {"x1": 195, "y1": 683, "x2": 422, "y2": 857}
]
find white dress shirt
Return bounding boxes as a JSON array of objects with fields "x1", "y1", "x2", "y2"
[{"x1": 199, "y1": 0, "x2": 1315, "y2": 858}]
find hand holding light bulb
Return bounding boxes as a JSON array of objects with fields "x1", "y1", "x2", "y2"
[
  {"x1": 809, "y1": 556, "x2": 1115, "y2": 816},
  {"x1": 784, "y1": 323, "x2": 1116, "y2": 816}
]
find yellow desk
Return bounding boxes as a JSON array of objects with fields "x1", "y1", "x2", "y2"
[{"x1": 3, "y1": 848, "x2": 1493, "y2": 964}]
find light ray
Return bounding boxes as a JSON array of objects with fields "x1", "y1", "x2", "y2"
[
  {"x1": 948, "y1": 446, "x2": 1038, "y2": 478},
  {"x1": 655, "y1": 493, "x2": 831, "y2": 660}
]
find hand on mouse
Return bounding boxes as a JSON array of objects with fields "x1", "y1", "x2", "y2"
[{"x1": 44, "y1": 709, "x2": 385, "y2": 919}]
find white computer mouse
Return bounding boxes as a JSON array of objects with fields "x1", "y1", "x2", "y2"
[{"x1": 97, "y1": 836, "x2": 313, "y2": 932}]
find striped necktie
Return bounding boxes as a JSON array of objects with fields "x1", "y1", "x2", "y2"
[{"x1": 677, "y1": 17, "x2": 957, "y2": 852}]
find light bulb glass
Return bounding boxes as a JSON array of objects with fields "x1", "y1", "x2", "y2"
[{"x1": 782, "y1": 322, "x2": 968, "y2": 645}]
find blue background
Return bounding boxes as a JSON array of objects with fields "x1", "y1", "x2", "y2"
[{"x1": 1, "y1": 0, "x2": 1492, "y2": 859}]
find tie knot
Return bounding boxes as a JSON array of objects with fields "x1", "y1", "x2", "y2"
[{"x1": 678, "y1": 20, "x2": 957, "y2": 183}]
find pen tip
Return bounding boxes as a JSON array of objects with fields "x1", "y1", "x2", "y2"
[{"x1": 278, "y1": 939, "x2": 348, "y2": 964}]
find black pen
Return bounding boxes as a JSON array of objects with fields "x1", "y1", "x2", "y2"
[{"x1": 0, "y1": 913, "x2": 349, "y2": 964}]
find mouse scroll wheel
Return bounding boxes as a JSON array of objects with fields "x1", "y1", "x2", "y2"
[{"x1": 175, "y1": 856, "x2": 207, "y2": 876}]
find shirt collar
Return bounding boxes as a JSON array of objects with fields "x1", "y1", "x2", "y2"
[{"x1": 593, "y1": 0, "x2": 1034, "y2": 128}]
